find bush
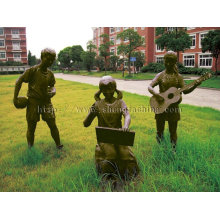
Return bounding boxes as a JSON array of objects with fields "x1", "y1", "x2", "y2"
[
  {"x1": 178, "y1": 66, "x2": 213, "y2": 75},
  {"x1": 141, "y1": 62, "x2": 165, "y2": 73}
]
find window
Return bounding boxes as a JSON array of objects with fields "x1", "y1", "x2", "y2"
[
  {"x1": 12, "y1": 29, "x2": 19, "y2": 34},
  {"x1": 167, "y1": 27, "x2": 174, "y2": 32},
  {"x1": 110, "y1": 27, "x2": 115, "y2": 33},
  {"x1": 200, "y1": 32, "x2": 207, "y2": 48},
  {"x1": 12, "y1": 41, "x2": 20, "y2": 50},
  {"x1": 199, "y1": 54, "x2": 212, "y2": 67},
  {"x1": 183, "y1": 55, "x2": 195, "y2": 67},
  {"x1": 187, "y1": 27, "x2": 195, "y2": 30},
  {"x1": 134, "y1": 27, "x2": 138, "y2": 31},
  {"x1": 116, "y1": 27, "x2": 121, "y2": 32},
  {"x1": 110, "y1": 37, "x2": 115, "y2": 44},
  {"x1": 0, "y1": 51, "x2": 6, "y2": 59},
  {"x1": 124, "y1": 37, "x2": 129, "y2": 43},
  {"x1": 0, "y1": 28, "x2": 4, "y2": 35},
  {"x1": 156, "y1": 56, "x2": 164, "y2": 63},
  {"x1": 123, "y1": 27, "x2": 128, "y2": 30},
  {"x1": 141, "y1": 27, "x2": 145, "y2": 30},
  {"x1": 14, "y1": 52, "x2": 21, "y2": 61},
  {"x1": 156, "y1": 44, "x2": 163, "y2": 52},
  {"x1": 110, "y1": 48, "x2": 115, "y2": 55},
  {"x1": 190, "y1": 34, "x2": 196, "y2": 48},
  {"x1": 0, "y1": 40, "x2": 5, "y2": 47},
  {"x1": 116, "y1": 38, "x2": 121, "y2": 44}
]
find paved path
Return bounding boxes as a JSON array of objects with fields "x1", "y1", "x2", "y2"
[{"x1": 55, "y1": 73, "x2": 220, "y2": 111}]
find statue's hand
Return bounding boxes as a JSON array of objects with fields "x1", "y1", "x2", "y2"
[
  {"x1": 47, "y1": 87, "x2": 56, "y2": 98},
  {"x1": 122, "y1": 126, "x2": 130, "y2": 132},
  {"x1": 154, "y1": 93, "x2": 164, "y2": 102}
]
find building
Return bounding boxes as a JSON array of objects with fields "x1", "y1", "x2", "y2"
[
  {"x1": 0, "y1": 27, "x2": 28, "y2": 64},
  {"x1": 92, "y1": 27, "x2": 220, "y2": 71}
]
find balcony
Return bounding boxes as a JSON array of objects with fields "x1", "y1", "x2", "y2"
[
  {"x1": 6, "y1": 45, "x2": 27, "y2": 52},
  {"x1": 5, "y1": 34, "x2": 26, "y2": 41}
]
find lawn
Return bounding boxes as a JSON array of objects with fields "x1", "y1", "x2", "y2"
[
  {"x1": 0, "y1": 75, "x2": 219, "y2": 192},
  {"x1": 185, "y1": 77, "x2": 220, "y2": 89}
]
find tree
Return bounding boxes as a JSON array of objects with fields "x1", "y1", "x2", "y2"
[
  {"x1": 117, "y1": 44, "x2": 128, "y2": 77},
  {"x1": 57, "y1": 47, "x2": 72, "y2": 69},
  {"x1": 155, "y1": 27, "x2": 191, "y2": 62},
  {"x1": 131, "y1": 51, "x2": 145, "y2": 72},
  {"x1": 109, "y1": 55, "x2": 119, "y2": 72},
  {"x1": 201, "y1": 30, "x2": 220, "y2": 76},
  {"x1": 95, "y1": 56, "x2": 105, "y2": 71},
  {"x1": 99, "y1": 34, "x2": 113, "y2": 74},
  {"x1": 28, "y1": 50, "x2": 37, "y2": 66},
  {"x1": 70, "y1": 45, "x2": 84, "y2": 71},
  {"x1": 80, "y1": 41, "x2": 96, "y2": 72},
  {"x1": 117, "y1": 29, "x2": 145, "y2": 74}
]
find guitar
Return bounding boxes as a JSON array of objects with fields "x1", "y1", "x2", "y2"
[{"x1": 150, "y1": 72, "x2": 212, "y2": 114}]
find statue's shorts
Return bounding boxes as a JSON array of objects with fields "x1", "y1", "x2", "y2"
[{"x1": 26, "y1": 98, "x2": 56, "y2": 122}]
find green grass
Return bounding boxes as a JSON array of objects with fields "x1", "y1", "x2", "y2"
[
  {"x1": 185, "y1": 77, "x2": 220, "y2": 89},
  {"x1": 0, "y1": 75, "x2": 220, "y2": 191}
]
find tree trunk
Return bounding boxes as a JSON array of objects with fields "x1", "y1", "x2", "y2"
[
  {"x1": 177, "y1": 51, "x2": 180, "y2": 62},
  {"x1": 128, "y1": 54, "x2": 131, "y2": 74},
  {"x1": 104, "y1": 57, "x2": 107, "y2": 74},
  {"x1": 215, "y1": 55, "x2": 218, "y2": 77}
]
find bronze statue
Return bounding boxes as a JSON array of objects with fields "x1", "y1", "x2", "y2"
[
  {"x1": 13, "y1": 48, "x2": 63, "y2": 149},
  {"x1": 148, "y1": 52, "x2": 201, "y2": 152},
  {"x1": 83, "y1": 76, "x2": 139, "y2": 186}
]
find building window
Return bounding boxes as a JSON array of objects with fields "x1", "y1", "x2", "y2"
[
  {"x1": 156, "y1": 44, "x2": 163, "y2": 52},
  {"x1": 12, "y1": 29, "x2": 19, "y2": 34},
  {"x1": 167, "y1": 27, "x2": 174, "y2": 32},
  {"x1": 101, "y1": 27, "x2": 104, "y2": 33},
  {"x1": 141, "y1": 27, "x2": 145, "y2": 30},
  {"x1": 0, "y1": 28, "x2": 4, "y2": 35},
  {"x1": 123, "y1": 27, "x2": 128, "y2": 30},
  {"x1": 116, "y1": 38, "x2": 121, "y2": 44},
  {"x1": 190, "y1": 34, "x2": 196, "y2": 48},
  {"x1": 110, "y1": 37, "x2": 115, "y2": 44},
  {"x1": 0, "y1": 51, "x2": 6, "y2": 59},
  {"x1": 199, "y1": 54, "x2": 212, "y2": 68},
  {"x1": 199, "y1": 32, "x2": 207, "y2": 48},
  {"x1": 116, "y1": 27, "x2": 121, "y2": 32},
  {"x1": 14, "y1": 52, "x2": 21, "y2": 61},
  {"x1": 124, "y1": 37, "x2": 129, "y2": 43},
  {"x1": 156, "y1": 56, "x2": 164, "y2": 63},
  {"x1": 183, "y1": 55, "x2": 195, "y2": 67},
  {"x1": 110, "y1": 48, "x2": 115, "y2": 55},
  {"x1": 0, "y1": 40, "x2": 5, "y2": 47},
  {"x1": 187, "y1": 27, "x2": 195, "y2": 30},
  {"x1": 110, "y1": 27, "x2": 115, "y2": 33},
  {"x1": 134, "y1": 27, "x2": 138, "y2": 31},
  {"x1": 12, "y1": 41, "x2": 20, "y2": 50}
]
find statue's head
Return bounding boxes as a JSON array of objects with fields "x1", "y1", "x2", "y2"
[
  {"x1": 164, "y1": 51, "x2": 178, "y2": 73},
  {"x1": 40, "y1": 48, "x2": 56, "y2": 68},
  {"x1": 94, "y1": 76, "x2": 122, "y2": 101}
]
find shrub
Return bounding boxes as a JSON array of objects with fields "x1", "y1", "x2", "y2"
[{"x1": 141, "y1": 62, "x2": 165, "y2": 73}]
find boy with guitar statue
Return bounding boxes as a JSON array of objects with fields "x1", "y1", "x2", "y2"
[{"x1": 148, "y1": 51, "x2": 210, "y2": 152}]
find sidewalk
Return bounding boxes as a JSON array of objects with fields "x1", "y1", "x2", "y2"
[{"x1": 55, "y1": 73, "x2": 220, "y2": 111}]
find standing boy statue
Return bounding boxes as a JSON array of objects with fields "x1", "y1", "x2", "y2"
[{"x1": 13, "y1": 48, "x2": 63, "y2": 149}]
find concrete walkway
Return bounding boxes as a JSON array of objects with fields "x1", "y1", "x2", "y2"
[{"x1": 55, "y1": 73, "x2": 220, "y2": 111}]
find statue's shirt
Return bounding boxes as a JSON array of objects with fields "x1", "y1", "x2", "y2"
[{"x1": 22, "y1": 65, "x2": 55, "y2": 101}]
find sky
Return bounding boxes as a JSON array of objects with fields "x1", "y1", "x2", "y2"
[{"x1": 2, "y1": 0, "x2": 219, "y2": 59}]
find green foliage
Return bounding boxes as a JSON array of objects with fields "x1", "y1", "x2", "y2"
[
  {"x1": 141, "y1": 62, "x2": 165, "y2": 73},
  {"x1": 155, "y1": 27, "x2": 191, "y2": 61},
  {"x1": 201, "y1": 30, "x2": 220, "y2": 74},
  {"x1": 109, "y1": 55, "x2": 119, "y2": 72},
  {"x1": 28, "y1": 51, "x2": 37, "y2": 66},
  {"x1": 117, "y1": 29, "x2": 145, "y2": 73},
  {"x1": 0, "y1": 60, "x2": 24, "y2": 66},
  {"x1": 58, "y1": 47, "x2": 72, "y2": 68},
  {"x1": 95, "y1": 56, "x2": 105, "y2": 71},
  {"x1": 131, "y1": 51, "x2": 145, "y2": 71},
  {"x1": 80, "y1": 41, "x2": 96, "y2": 72}
]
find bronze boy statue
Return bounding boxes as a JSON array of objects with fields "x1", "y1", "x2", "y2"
[
  {"x1": 148, "y1": 52, "x2": 201, "y2": 152},
  {"x1": 13, "y1": 48, "x2": 63, "y2": 149},
  {"x1": 83, "y1": 76, "x2": 139, "y2": 186}
]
